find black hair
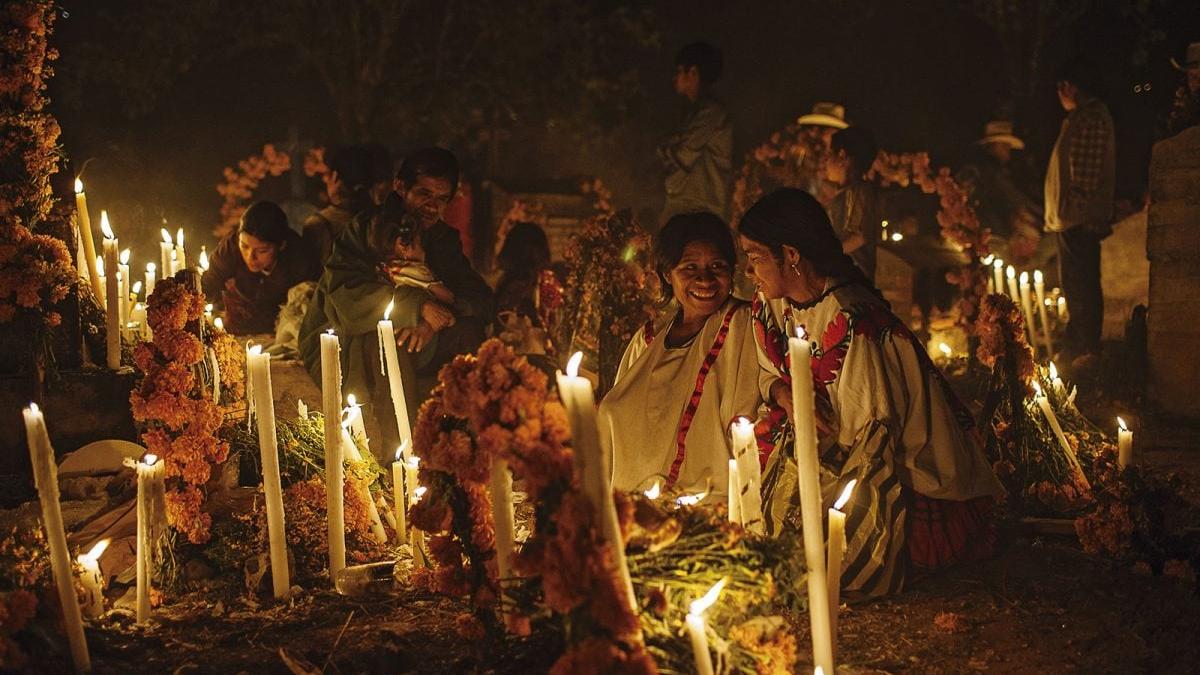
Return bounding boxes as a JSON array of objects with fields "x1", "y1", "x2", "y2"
[
  {"x1": 366, "y1": 191, "x2": 420, "y2": 260},
  {"x1": 675, "y1": 41, "x2": 723, "y2": 85},
  {"x1": 1055, "y1": 56, "x2": 1104, "y2": 100},
  {"x1": 737, "y1": 189, "x2": 883, "y2": 300},
  {"x1": 396, "y1": 147, "x2": 460, "y2": 195},
  {"x1": 655, "y1": 211, "x2": 736, "y2": 302},
  {"x1": 831, "y1": 126, "x2": 879, "y2": 179},
  {"x1": 325, "y1": 145, "x2": 373, "y2": 192},
  {"x1": 497, "y1": 222, "x2": 550, "y2": 278},
  {"x1": 239, "y1": 201, "x2": 292, "y2": 244}
]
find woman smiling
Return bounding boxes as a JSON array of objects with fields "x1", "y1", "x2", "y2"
[{"x1": 599, "y1": 212, "x2": 767, "y2": 498}]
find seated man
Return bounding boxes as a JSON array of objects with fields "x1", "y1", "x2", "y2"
[{"x1": 201, "y1": 201, "x2": 321, "y2": 335}]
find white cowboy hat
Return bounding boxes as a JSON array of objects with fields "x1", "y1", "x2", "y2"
[
  {"x1": 1170, "y1": 41, "x2": 1200, "y2": 71},
  {"x1": 796, "y1": 102, "x2": 849, "y2": 129},
  {"x1": 975, "y1": 120, "x2": 1025, "y2": 150}
]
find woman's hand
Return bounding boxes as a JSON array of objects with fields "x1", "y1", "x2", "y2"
[
  {"x1": 420, "y1": 301, "x2": 455, "y2": 331},
  {"x1": 396, "y1": 320, "x2": 436, "y2": 353}
]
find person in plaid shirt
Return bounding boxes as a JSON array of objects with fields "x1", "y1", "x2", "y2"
[{"x1": 1044, "y1": 56, "x2": 1115, "y2": 366}]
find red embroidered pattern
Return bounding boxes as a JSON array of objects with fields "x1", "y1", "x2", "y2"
[{"x1": 664, "y1": 304, "x2": 739, "y2": 487}]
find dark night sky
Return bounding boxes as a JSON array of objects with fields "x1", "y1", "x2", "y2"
[{"x1": 48, "y1": 1, "x2": 1200, "y2": 266}]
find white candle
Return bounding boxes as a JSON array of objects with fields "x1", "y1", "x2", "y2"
[
  {"x1": 135, "y1": 453, "x2": 164, "y2": 623},
  {"x1": 118, "y1": 248, "x2": 131, "y2": 325},
  {"x1": 23, "y1": 404, "x2": 91, "y2": 672},
  {"x1": 247, "y1": 346, "x2": 291, "y2": 599},
  {"x1": 555, "y1": 352, "x2": 637, "y2": 611},
  {"x1": 198, "y1": 247, "x2": 209, "y2": 273},
  {"x1": 727, "y1": 458, "x2": 742, "y2": 525},
  {"x1": 101, "y1": 212, "x2": 120, "y2": 370},
  {"x1": 787, "y1": 326, "x2": 835, "y2": 674},
  {"x1": 1034, "y1": 270, "x2": 1053, "y2": 356},
  {"x1": 731, "y1": 417, "x2": 764, "y2": 533},
  {"x1": 78, "y1": 539, "x2": 109, "y2": 619},
  {"x1": 1018, "y1": 271, "x2": 1035, "y2": 345},
  {"x1": 175, "y1": 228, "x2": 187, "y2": 270},
  {"x1": 827, "y1": 479, "x2": 857, "y2": 662},
  {"x1": 159, "y1": 228, "x2": 173, "y2": 276},
  {"x1": 1057, "y1": 294, "x2": 1069, "y2": 323},
  {"x1": 685, "y1": 578, "x2": 726, "y2": 675},
  {"x1": 130, "y1": 303, "x2": 148, "y2": 341},
  {"x1": 169, "y1": 249, "x2": 179, "y2": 276},
  {"x1": 340, "y1": 411, "x2": 388, "y2": 544},
  {"x1": 391, "y1": 445, "x2": 408, "y2": 545},
  {"x1": 204, "y1": 303, "x2": 213, "y2": 321},
  {"x1": 128, "y1": 280, "x2": 142, "y2": 320},
  {"x1": 319, "y1": 331, "x2": 346, "y2": 578},
  {"x1": 145, "y1": 262, "x2": 156, "y2": 298},
  {"x1": 377, "y1": 301, "x2": 414, "y2": 449},
  {"x1": 490, "y1": 457, "x2": 516, "y2": 587},
  {"x1": 213, "y1": 317, "x2": 224, "y2": 332},
  {"x1": 1048, "y1": 361, "x2": 1065, "y2": 398},
  {"x1": 74, "y1": 179, "x2": 101, "y2": 298},
  {"x1": 345, "y1": 394, "x2": 368, "y2": 448},
  {"x1": 1117, "y1": 417, "x2": 1134, "y2": 470},
  {"x1": 94, "y1": 256, "x2": 106, "y2": 307},
  {"x1": 992, "y1": 258, "x2": 1005, "y2": 296},
  {"x1": 1033, "y1": 382, "x2": 1083, "y2": 476},
  {"x1": 410, "y1": 485, "x2": 428, "y2": 567},
  {"x1": 1006, "y1": 265, "x2": 1019, "y2": 304}
]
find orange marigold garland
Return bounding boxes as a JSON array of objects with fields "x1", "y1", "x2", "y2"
[
  {"x1": 214, "y1": 144, "x2": 292, "y2": 237},
  {"x1": 411, "y1": 339, "x2": 651, "y2": 671},
  {"x1": 130, "y1": 278, "x2": 242, "y2": 544}
]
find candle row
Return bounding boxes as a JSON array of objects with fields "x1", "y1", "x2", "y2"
[{"x1": 982, "y1": 255, "x2": 1067, "y2": 357}]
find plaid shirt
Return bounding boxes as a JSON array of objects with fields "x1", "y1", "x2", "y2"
[{"x1": 1044, "y1": 97, "x2": 1115, "y2": 232}]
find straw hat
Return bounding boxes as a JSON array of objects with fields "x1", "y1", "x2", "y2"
[
  {"x1": 1171, "y1": 42, "x2": 1200, "y2": 71},
  {"x1": 796, "y1": 102, "x2": 849, "y2": 129},
  {"x1": 975, "y1": 120, "x2": 1025, "y2": 150}
]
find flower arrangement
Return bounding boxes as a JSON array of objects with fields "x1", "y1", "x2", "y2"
[
  {"x1": 0, "y1": 526, "x2": 48, "y2": 669},
  {"x1": 731, "y1": 123, "x2": 830, "y2": 226},
  {"x1": 556, "y1": 209, "x2": 654, "y2": 394},
  {"x1": 410, "y1": 339, "x2": 650, "y2": 670},
  {"x1": 130, "y1": 278, "x2": 241, "y2": 544}
]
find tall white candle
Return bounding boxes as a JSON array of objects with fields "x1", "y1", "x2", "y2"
[
  {"x1": 827, "y1": 479, "x2": 857, "y2": 662},
  {"x1": 340, "y1": 412, "x2": 388, "y2": 544},
  {"x1": 128, "y1": 280, "x2": 142, "y2": 321},
  {"x1": 145, "y1": 262, "x2": 156, "y2": 298},
  {"x1": 1018, "y1": 271, "x2": 1035, "y2": 345},
  {"x1": 101, "y1": 212, "x2": 120, "y2": 370},
  {"x1": 992, "y1": 258, "x2": 1005, "y2": 296},
  {"x1": 118, "y1": 248, "x2": 131, "y2": 325},
  {"x1": 1117, "y1": 417, "x2": 1134, "y2": 470},
  {"x1": 555, "y1": 352, "x2": 637, "y2": 611},
  {"x1": 94, "y1": 257, "x2": 106, "y2": 307},
  {"x1": 23, "y1": 404, "x2": 91, "y2": 672},
  {"x1": 727, "y1": 458, "x2": 742, "y2": 525},
  {"x1": 1033, "y1": 382, "x2": 1083, "y2": 476},
  {"x1": 247, "y1": 346, "x2": 291, "y2": 599},
  {"x1": 377, "y1": 301, "x2": 414, "y2": 448},
  {"x1": 78, "y1": 539, "x2": 109, "y2": 619},
  {"x1": 410, "y1": 484, "x2": 428, "y2": 568},
  {"x1": 685, "y1": 578, "x2": 726, "y2": 675},
  {"x1": 319, "y1": 331, "x2": 346, "y2": 578},
  {"x1": 490, "y1": 457, "x2": 516, "y2": 587},
  {"x1": 159, "y1": 228, "x2": 173, "y2": 277},
  {"x1": 731, "y1": 417, "x2": 764, "y2": 534},
  {"x1": 1034, "y1": 270, "x2": 1053, "y2": 356},
  {"x1": 175, "y1": 228, "x2": 187, "y2": 270},
  {"x1": 1006, "y1": 265, "x2": 1019, "y2": 304},
  {"x1": 787, "y1": 326, "x2": 835, "y2": 674},
  {"x1": 74, "y1": 179, "x2": 101, "y2": 298},
  {"x1": 135, "y1": 453, "x2": 164, "y2": 623},
  {"x1": 391, "y1": 445, "x2": 408, "y2": 544}
]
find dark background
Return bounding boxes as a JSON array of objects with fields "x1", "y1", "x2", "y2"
[{"x1": 49, "y1": 0, "x2": 1200, "y2": 266}]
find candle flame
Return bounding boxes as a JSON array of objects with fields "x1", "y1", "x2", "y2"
[
  {"x1": 143, "y1": 453, "x2": 158, "y2": 465},
  {"x1": 676, "y1": 490, "x2": 708, "y2": 506},
  {"x1": 119, "y1": 248, "x2": 130, "y2": 265},
  {"x1": 993, "y1": 258, "x2": 1004, "y2": 270},
  {"x1": 834, "y1": 479, "x2": 858, "y2": 511},
  {"x1": 643, "y1": 480, "x2": 661, "y2": 500},
  {"x1": 171, "y1": 249, "x2": 177, "y2": 262},
  {"x1": 566, "y1": 351, "x2": 583, "y2": 378},
  {"x1": 689, "y1": 577, "x2": 727, "y2": 616},
  {"x1": 204, "y1": 304, "x2": 213, "y2": 314},
  {"x1": 1006, "y1": 265, "x2": 1015, "y2": 280},
  {"x1": 131, "y1": 280, "x2": 142, "y2": 294},
  {"x1": 384, "y1": 300, "x2": 394, "y2": 321},
  {"x1": 1032, "y1": 380, "x2": 1043, "y2": 396},
  {"x1": 347, "y1": 393, "x2": 358, "y2": 407},
  {"x1": 1117, "y1": 416, "x2": 1128, "y2": 432},
  {"x1": 214, "y1": 317, "x2": 224, "y2": 331},
  {"x1": 890, "y1": 232, "x2": 903, "y2": 242},
  {"x1": 1044, "y1": 298, "x2": 1052, "y2": 306},
  {"x1": 199, "y1": 249, "x2": 209, "y2": 270},
  {"x1": 74, "y1": 178, "x2": 84, "y2": 194},
  {"x1": 161, "y1": 228, "x2": 172, "y2": 244},
  {"x1": 175, "y1": 228, "x2": 184, "y2": 247},
  {"x1": 1034, "y1": 269, "x2": 1044, "y2": 284},
  {"x1": 28, "y1": 402, "x2": 39, "y2": 414},
  {"x1": 248, "y1": 344, "x2": 262, "y2": 356},
  {"x1": 1019, "y1": 270, "x2": 1029, "y2": 283},
  {"x1": 100, "y1": 211, "x2": 114, "y2": 239},
  {"x1": 1049, "y1": 361, "x2": 1058, "y2": 380},
  {"x1": 981, "y1": 254, "x2": 994, "y2": 265},
  {"x1": 406, "y1": 455, "x2": 420, "y2": 469},
  {"x1": 82, "y1": 538, "x2": 110, "y2": 562},
  {"x1": 413, "y1": 486, "x2": 427, "y2": 500},
  {"x1": 796, "y1": 326, "x2": 807, "y2": 341},
  {"x1": 734, "y1": 417, "x2": 753, "y2": 434},
  {"x1": 146, "y1": 262, "x2": 155, "y2": 274},
  {"x1": 880, "y1": 219, "x2": 888, "y2": 228},
  {"x1": 938, "y1": 342, "x2": 952, "y2": 357},
  {"x1": 815, "y1": 668, "x2": 825, "y2": 675}
]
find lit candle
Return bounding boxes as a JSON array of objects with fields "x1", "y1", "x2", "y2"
[
  {"x1": 247, "y1": 346, "x2": 291, "y2": 599},
  {"x1": 345, "y1": 394, "x2": 368, "y2": 447},
  {"x1": 1048, "y1": 361, "x2": 1065, "y2": 398},
  {"x1": 555, "y1": 352, "x2": 637, "y2": 611},
  {"x1": 410, "y1": 485, "x2": 428, "y2": 567},
  {"x1": 101, "y1": 212, "x2": 120, "y2": 370},
  {"x1": 213, "y1": 317, "x2": 224, "y2": 332},
  {"x1": 135, "y1": 453, "x2": 164, "y2": 622},
  {"x1": 1018, "y1": 271, "x2": 1035, "y2": 345},
  {"x1": 1033, "y1": 381, "x2": 1085, "y2": 479},
  {"x1": 982, "y1": 255, "x2": 996, "y2": 295},
  {"x1": 175, "y1": 228, "x2": 187, "y2": 270},
  {"x1": 787, "y1": 326, "x2": 835, "y2": 674},
  {"x1": 145, "y1": 262, "x2": 156, "y2": 298},
  {"x1": 727, "y1": 458, "x2": 742, "y2": 525},
  {"x1": 23, "y1": 404, "x2": 91, "y2": 672},
  {"x1": 118, "y1": 248, "x2": 131, "y2": 325},
  {"x1": 1057, "y1": 294, "x2": 1069, "y2": 323},
  {"x1": 1034, "y1": 270, "x2": 1053, "y2": 356},
  {"x1": 377, "y1": 301, "x2": 413, "y2": 450},
  {"x1": 490, "y1": 455, "x2": 516, "y2": 587},
  {"x1": 827, "y1": 479, "x2": 857, "y2": 662},
  {"x1": 130, "y1": 302, "x2": 147, "y2": 340},
  {"x1": 340, "y1": 406, "x2": 388, "y2": 544},
  {"x1": 938, "y1": 342, "x2": 952, "y2": 364},
  {"x1": 685, "y1": 577, "x2": 727, "y2": 675},
  {"x1": 159, "y1": 227, "x2": 174, "y2": 276},
  {"x1": 1006, "y1": 265, "x2": 1019, "y2": 304},
  {"x1": 391, "y1": 444, "x2": 408, "y2": 545},
  {"x1": 731, "y1": 417, "x2": 763, "y2": 533},
  {"x1": 880, "y1": 219, "x2": 888, "y2": 242},
  {"x1": 198, "y1": 246, "x2": 209, "y2": 273},
  {"x1": 204, "y1": 303, "x2": 214, "y2": 321},
  {"x1": 319, "y1": 330, "x2": 346, "y2": 579},
  {"x1": 1117, "y1": 417, "x2": 1134, "y2": 470},
  {"x1": 992, "y1": 258, "x2": 1005, "y2": 296},
  {"x1": 78, "y1": 538, "x2": 109, "y2": 619},
  {"x1": 74, "y1": 179, "x2": 101, "y2": 298}
]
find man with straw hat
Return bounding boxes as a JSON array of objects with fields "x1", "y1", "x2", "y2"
[
  {"x1": 960, "y1": 121, "x2": 1042, "y2": 264},
  {"x1": 794, "y1": 102, "x2": 850, "y2": 198}
]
